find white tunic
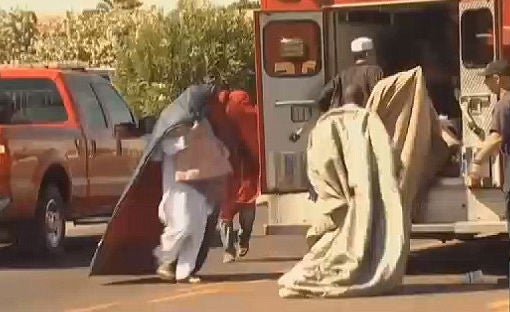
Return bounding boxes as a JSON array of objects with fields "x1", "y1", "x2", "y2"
[{"x1": 152, "y1": 124, "x2": 212, "y2": 280}]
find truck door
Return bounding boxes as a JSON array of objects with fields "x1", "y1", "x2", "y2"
[
  {"x1": 256, "y1": 11, "x2": 325, "y2": 193},
  {"x1": 459, "y1": 0, "x2": 506, "y2": 220},
  {"x1": 89, "y1": 79, "x2": 145, "y2": 184},
  {"x1": 64, "y1": 73, "x2": 122, "y2": 216}
]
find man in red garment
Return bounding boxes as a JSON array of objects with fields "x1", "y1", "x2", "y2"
[
  {"x1": 192, "y1": 76, "x2": 240, "y2": 272},
  {"x1": 217, "y1": 90, "x2": 260, "y2": 263}
]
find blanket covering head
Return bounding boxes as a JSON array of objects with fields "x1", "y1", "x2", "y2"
[
  {"x1": 89, "y1": 83, "x2": 218, "y2": 275},
  {"x1": 278, "y1": 67, "x2": 450, "y2": 298}
]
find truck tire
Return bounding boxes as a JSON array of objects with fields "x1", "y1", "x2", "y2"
[{"x1": 16, "y1": 185, "x2": 66, "y2": 256}]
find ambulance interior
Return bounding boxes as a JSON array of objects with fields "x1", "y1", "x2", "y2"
[{"x1": 329, "y1": 2, "x2": 494, "y2": 177}]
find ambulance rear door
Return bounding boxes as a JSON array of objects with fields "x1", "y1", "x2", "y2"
[
  {"x1": 255, "y1": 11, "x2": 325, "y2": 193},
  {"x1": 459, "y1": 0, "x2": 507, "y2": 222}
]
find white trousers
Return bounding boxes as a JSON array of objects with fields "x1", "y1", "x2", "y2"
[{"x1": 154, "y1": 153, "x2": 210, "y2": 280}]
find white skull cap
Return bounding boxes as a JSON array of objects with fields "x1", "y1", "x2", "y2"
[{"x1": 351, "y1": 37, "x2": 374, "y2": 53}]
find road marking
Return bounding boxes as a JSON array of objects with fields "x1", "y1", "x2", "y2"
[
  {"x1": 175, "y1": 279, "x2": 270, "y2": 293},
  {"x1": 65, "y1": 280, "x2": 270, "y2": 310},
  {"x1": 488, "y1": 299, "x2": 509, "y2": 311},
  {"x1": 149, "y1": 289, "x2": 224, "y2": 303},
  {"x1": 65, "y1": 302, "x2": 119, "y2": 312},
  {"x1": 151, "y1": 279, "x2": 268, "y2": 304}
]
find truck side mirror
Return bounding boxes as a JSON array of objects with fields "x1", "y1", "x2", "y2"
[{"x1": 139, "y1": 116, "x2": 157, "y2": 134}]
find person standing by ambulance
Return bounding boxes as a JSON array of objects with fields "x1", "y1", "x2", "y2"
[
  {"x1": 316, "y1": 37, "x2": 384, "y2": 110},
  {"x1": 469, "y1": 60, "x2": 510, "y2": 285},
  {"x1": 469, "y1": 60, "x2": 510, "y2": 228},
  {"x1": 218, "y1": 90, "x2": 260, "y2": 263}
]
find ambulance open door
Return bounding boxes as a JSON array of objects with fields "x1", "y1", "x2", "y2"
[
  {"x1": 459, "y1": 0, "x2": 507, "y2": 221},
  {"x1": 255, "y1": 11, "x2": 325, "y2": 193}
]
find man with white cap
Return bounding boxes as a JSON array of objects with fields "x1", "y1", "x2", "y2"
[{"x1": 316, "y1": 36, "x2": 384, "y2": 110}]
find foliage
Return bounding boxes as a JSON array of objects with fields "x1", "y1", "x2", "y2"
[
  {"x1": 115, "y1": 0, "x2": 255, "y2": 116},
  {"x1": 96, "y1": 0, "x2": 143, "y2": 11},
  {"x1": 96, "y1": 0, "x2": 114, "y2": 12},
  {"x1": 228, "y1": 0, "x2": 261, "y2": 9},
  {"x1": 35, "y1": 10, "x2": 159, "y2": 67},
  {"x1": 0, "y1": 9, "x2": 39, "y2": 63},
  {"x1": 0, "y1": 0, "x2": 255, "y2": 117}
]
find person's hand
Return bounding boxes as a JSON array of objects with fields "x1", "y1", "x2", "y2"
[
  {"x1": 468, "y1": 163, "x2": 482, "y2": 186},
  {"x1": 307, "y1": 186, "x2": 318, "y2": 202}
]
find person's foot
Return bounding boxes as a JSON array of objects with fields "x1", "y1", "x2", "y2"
[
  {"x1": 238, "y1": 244, "x2": 249, "y2": 257},
  {"x1": 156, "y1": 262, "x2": 176, "y2": 283},
  {"x1": 187, "y1": 275, "x2": 202, "y2": 284},
  {"x1": 223, "y1": 252, "x2": 236, "y2": 263},
  {"x1": 178, "y1": 275, "x2": 202, "y2": 284},
  {"x1": 279, "y1": 288, "x2": 304, "y2": 299}
]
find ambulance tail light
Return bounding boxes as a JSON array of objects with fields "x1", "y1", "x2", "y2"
[
  {"x1": 0, "y1": 133, "x2": 12, "y2": 212},
  {"x1": 0, "y1": 137, "x2": 10, "y2": 178}
]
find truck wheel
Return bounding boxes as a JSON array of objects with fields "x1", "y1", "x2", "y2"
[
  {"x1": 35, "y1": 185, "x2": 66, "y2": 255},
  {"x1": 16, "y1": 185, "x2": 66, "y2": 256}
]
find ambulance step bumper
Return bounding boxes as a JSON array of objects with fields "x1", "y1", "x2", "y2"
[{"x1": 264, "y1": 221, "x2": 508, "y2": 237}]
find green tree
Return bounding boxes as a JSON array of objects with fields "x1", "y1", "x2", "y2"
[
  {"x1": 0, "y1": 9, "x2": 38, "y2": 63},
  {"x1": 115, "y1": 0, "x2": 255, "y2": 116},
  {"x1": 96, "y1": 0, "x2": 142, "y2": 11},
  {"x1": 228, "y1": 0, "x2": 260, "y2": 9},
  {"x1": 96, "y1": 0, "x2": 114, "y2": 12},
  {"x1": 176, "y1": 0, "x2": 211, "y2": 10},
  {"x1": 113, "y1": 0, "x2": 143, "y2": 10}
]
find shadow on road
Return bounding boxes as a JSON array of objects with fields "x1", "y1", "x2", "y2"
[
  {"x1": 202, "y1": 272, "x2": 283, "y2": 282},
  {"x1": 103, "y1": 272, "x2": 283, "y2": 286},
  {"x1": 0, "y1": 233, "x2": 507, "y2": 290},
  {"x1": 407, "y1": 239, "x2": 509, "y2": 276},
  {"x1": 0, "y1": 235, "x2": 101, "y2": 270}
]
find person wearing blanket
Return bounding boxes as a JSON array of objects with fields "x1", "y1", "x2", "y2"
[{"x1": 279, "y1": 67, "x2": 447, "y2": 298}]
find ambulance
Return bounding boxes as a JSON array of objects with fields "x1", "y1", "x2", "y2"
[{"x1": 254, "y1": 0, "x2": 510, "y2": 240}]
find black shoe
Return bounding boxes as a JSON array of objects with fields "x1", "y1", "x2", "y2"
[{"x1": 238, "y1": 243, "x2": 249, "y2": 257}]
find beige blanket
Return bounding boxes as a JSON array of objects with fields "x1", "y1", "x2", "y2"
[
  {"x1": 366, "y1": 67, "x2": 450, "y2": 212},
  {"x1": 279, "y1": 67, "x2": 450, "y2": 298}
]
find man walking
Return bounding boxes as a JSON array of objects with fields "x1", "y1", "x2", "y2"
[
  {"x1": 218, "y1": 90, "x2": 259, "y2": 263},
  {"x1": 316, "y1": 37, "x2": 384, "y2": 110}
]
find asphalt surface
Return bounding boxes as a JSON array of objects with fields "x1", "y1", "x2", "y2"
[{"x1": 0, "y1": 217, "x2": 507, "y2": 312}]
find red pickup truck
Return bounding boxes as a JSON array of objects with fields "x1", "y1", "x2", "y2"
[{"x1": 0, "y1": 64, "x2": 153, "y2": 255}]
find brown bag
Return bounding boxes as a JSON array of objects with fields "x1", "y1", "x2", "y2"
[{"x1": 174, "y1": 121, "x2": 232, "y2": 182}]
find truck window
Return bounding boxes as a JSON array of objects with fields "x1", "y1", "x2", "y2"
[
  {"x1": 64, "y1": 75, "x2": 108, "y2": 129},
  {"x1": 91, "y1": 83, "x2": 135, "y2": 127},
  {"x1": 263, "y1": 20, "x2": 322, "y2": 77},
  {"x1": 461, "y1": 9, "x2": 494, "y2": 68},
  {"x1": 0, "y1": 78, "x2": 67, "y2": 124}
]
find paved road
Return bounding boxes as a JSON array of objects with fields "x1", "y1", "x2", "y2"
[{"x1": 0, "y1": 221, "x2": 507, "y2": 312}]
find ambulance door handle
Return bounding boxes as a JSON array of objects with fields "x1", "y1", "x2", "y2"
[{"x1": 289, "y1": 127, "x2": 304, "y2": 142}]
